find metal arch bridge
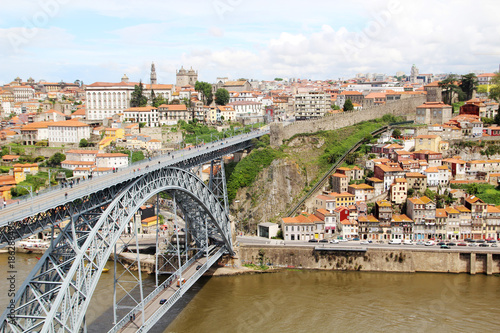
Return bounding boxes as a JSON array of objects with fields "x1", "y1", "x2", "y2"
[{"x1": 0, "y1": 129, "x2": 269, "y2": 333}]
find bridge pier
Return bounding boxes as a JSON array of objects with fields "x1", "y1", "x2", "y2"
[
  {"x1": 470, "y1": 252, "x2": 476, "y2": 275},
  {"x1": 486, "y1": 253, "x2": 493, "y2": 275}
]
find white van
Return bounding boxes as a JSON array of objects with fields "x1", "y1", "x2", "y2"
[
  {"x1": 403, "y1": 240, "x2": 413, "y2": 245},
  {"x1": 388, "y1": 239, "x2": 402, "y2": 245}
]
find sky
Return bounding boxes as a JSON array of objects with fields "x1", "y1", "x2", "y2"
[{"x1": 0, "y1": 0, "x2": 499, "y2": 85}]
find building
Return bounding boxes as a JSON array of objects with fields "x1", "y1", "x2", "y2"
[
  {"x1": 366, "y1": 177, "x2": 384, "y2": 196},
  {"x1": 221, "y1": 80, "x2": 252, "y2": 93},
  {"x1": 282, "y1": 213, "x2": 324, "y2": 241},
  {"x1": 47, "y1": 120, "x2": 90, "y2": 144},
  {"x1": 331, "y1": 173, "x2": 348, "y2": 194},
  {"x1": 374, "y1": 164, "x2": 405, "y2": 191},
  {"x1": 123, "y1": 106, "x2": 159, "y2": 127},
  {"x1": 257, "y1": 222, "x2": 279, "y2": 239},
  {"x1": 158, "y1": 104, "x2": 192, "y2": 125},
  {"x1": 294, "y1": 91, "x2": 331, "y2": 120},
  {"x1": 390, "y1": 178, "x2": 407, "y2": 204},
  {"x1": 176, "y1": 67, "x2": 198, "y2": 87},
  {"x1": 95, "y1": 153, "x2": 129, "y2": 169},
  {"x1": 415, "y1": 102, "x2": 452, "y2": 125},
  {"x1": 391, "y1": 214, "x2": 414, "y2": 240},
  {"x1": 406, "y1": 196, "x2": 436, "y2": 240},
  {"x1": 314, "y1": 209, "x2": 337, "y2": 236},
  {"x1": 338, "y1": 219, "x2": 358, "y2": 240},
  {"x1": 348, "y1": 183, "x2": 375, "y2": 202},
  {"x1": 414, "y1": 136, "x2": 444, "y2": 153},
  {"x1": 405, "y1": 172, "x2": 427, "y2": 193}
]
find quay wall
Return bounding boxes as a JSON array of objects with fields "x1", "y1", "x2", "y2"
[
  {"x1": 238, "y1": 245, "x2": 500, "y2": 275},
  {"x1": 270, "y1": 95, "x2": 426, "y2": 146}
]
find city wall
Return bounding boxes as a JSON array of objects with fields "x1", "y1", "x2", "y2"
[
  {"x1": 270, "y1": 95, "x2": 426, "y2": 146},
  {"x1": 238, "y1": 245, "x2": 500, "y2": 275}
]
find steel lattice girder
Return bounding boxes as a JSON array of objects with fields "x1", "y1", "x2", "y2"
[
  {"x1": 0, "y1": 137, "x2": 253, "y2": 250},
  {"x1": 0, "y1": 167, "x2": 232, "y2": 333}
]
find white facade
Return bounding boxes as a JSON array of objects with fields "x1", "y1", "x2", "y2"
[
  {"x1": 12, "y1": 86, "x2": 35, "y2": 102},
  {"x1": 48, "y1": 121, "x2": 90, "y2": 144},
  {"x1": 227, "y1": 101, "x2": 262, "y2": 116},
  {"x1": 294, "y1": 91, "x2": 331, "y2": 120},
  {"x1": 123, "y1": 107, "x2": 159, "y2": 127},
  {"x1": 95, "y1": 153, "x2": 129, "y2": 168}
]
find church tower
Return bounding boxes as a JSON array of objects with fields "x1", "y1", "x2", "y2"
[{"x1": 150, "y1": 62, "x2": 157, "y2": 85}]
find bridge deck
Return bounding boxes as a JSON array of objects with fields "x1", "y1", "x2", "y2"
[{"x1": 112, "y1": 247, "x2": 224, "y2": 333}]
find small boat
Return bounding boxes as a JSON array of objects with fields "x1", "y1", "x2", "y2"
[{"x1": 102, "y1": 267, "x2": 110, "y2": 273}]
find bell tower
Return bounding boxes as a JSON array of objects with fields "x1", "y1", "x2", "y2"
[{"x1": 150, "y1": 62, "x2": 157, "y2": 85}]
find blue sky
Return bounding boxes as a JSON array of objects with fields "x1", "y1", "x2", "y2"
[{"x1": 0, "y1": 0, "x2": 499, "y2": 85}]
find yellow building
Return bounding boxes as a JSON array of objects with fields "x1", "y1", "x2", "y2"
[
  {"x1": 98, "y1": 137, "x2": 114, "y2": 150},
  {"x1": 414, "y1": 134, "x2": 442, "y2": 152},
  {"x1": 104, "y1": 128, "x2": 125, "y2": 140}
]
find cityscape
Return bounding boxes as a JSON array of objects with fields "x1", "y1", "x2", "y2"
[{"x1": 1, "y1": 1, "x2": 500, "y2": 332}]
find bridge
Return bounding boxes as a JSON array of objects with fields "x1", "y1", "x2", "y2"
[{"x1": 0, "y1": 128, "x2": 269, "y2": 333}]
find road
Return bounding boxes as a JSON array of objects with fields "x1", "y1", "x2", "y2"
[
  {"x1": 119, "y1": 255, "x2": 208, "y2": 332},
  {"x1": 236, "y1": 236, "x2": 500, "y2": 253}
]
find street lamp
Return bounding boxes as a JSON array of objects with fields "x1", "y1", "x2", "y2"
[{"x1": 17, "y1": 185, "x2": 33, "y2": 199}]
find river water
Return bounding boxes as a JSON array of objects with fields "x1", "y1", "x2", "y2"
[{"x1": 1, "y1": 253, "x2": 499, "y2": 332}]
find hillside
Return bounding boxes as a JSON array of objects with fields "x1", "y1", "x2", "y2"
[{"x1": 228, "y1": 119, "x2": 394, "y2": 234}]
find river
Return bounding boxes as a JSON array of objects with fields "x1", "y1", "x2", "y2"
[{"x1": 1, "y1": 253, "x2": 499, "y2": 332}]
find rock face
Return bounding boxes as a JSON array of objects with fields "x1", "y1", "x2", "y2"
[
  {"x1": 231, "y1": 135, "x2": 328, "y2": 234},
  {"x1": 232, "y1": 158, "x2": 306, "y2": 234}
]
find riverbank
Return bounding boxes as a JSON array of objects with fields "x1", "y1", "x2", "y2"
[{"x1": 237, "y1": 245, "x2": 500, "y2": 275}]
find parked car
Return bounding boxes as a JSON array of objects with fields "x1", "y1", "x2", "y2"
[
  {"x1": 440, "y1": 245, "x2": 450, "y2": 249},
  {"x1": 339, "y1": 239, "x2": 348, "y2": 242},
  {"x1": 476, "y1": 240, "x2": 486, "y2": 244},
  {"x1": 468, "y1": 243, "x2": 478, "y2": 247},
  {"x1": 487, "y1": 240, "x2": 497, "y2": 243},
  {"x1": 389, "y1": 239, "x2": 402, "y2": 245},
  {"x1": 159, "y1": 299, "x2": 167, "y2": 305},
  {"x1": 491, "y1": 243, "x2": 498, "y2": 247},
  {"x1": 437, "y1": 242, "x2": 446, "y2": 246},
  {"x1": 353, "y1": 238, "x2": 360, "y2": 241},
  {"x1": 448, "y1": 242, "x2": 456, "y2": 246},
  {"x1": 360, "y1": 240, "x2": 371, "y2": 245},
  {"x1": 403, "y1": 240, "x2": 413, "y2": 245},
  {"x1": 308, "y1": 239, "x2": 318, "y2": 243},
  {"x1": 479, "y1": 243, "x2": 489, "y2": 247},
  {"x1": 416, "y1": 241, "x2": 425, "y2": 245},
  {"x1": 425, "y1": 241, "x2": 435, "y2": 246},
  {"x1": 196, "y1": 265, "x2": 202, "y2": 270},
  {"x1": 457, "y1": 242, "x2": 467, "y2": 247},
  {"x1": 329, "y1": 239, "x2": 339, "y2": 244}
]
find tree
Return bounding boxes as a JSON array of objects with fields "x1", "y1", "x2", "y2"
[
  {"x1": 392, "y1": 128, "x2": 402, "y2": 138},
  {"x1": 152, "y1": 92, "x2": 167, "y2": 108},
  {"x1": 130, "y1": 80, "x2": 147, "y2": 107},
  {"x1": 439, "y1": 75, "x2": 459, "y2": 104},
  {"x1": 79, "y1": 138, "x2": 90, "y2": 147},
  {"x1": 460, "y1": 73, "x2": 478, "y2": 101},
  {"x1": 343, "y1": 99, "x2": 354, "y2": 111},
  {"x1": 48, "y1": 153, "x2": 66, "y2": 167},
  {"x1": 331, "y1": 104, "x2": 341, "y2": 110},
  {"x1": 494, "y1": 106, "x2": 500, "y2": 125},
  {"x1": 194, "y1": 81, "x2": 213, "y2": 105},
  {"x1": 215, "y1": 88, "x2": 230, "y2": 105},
  {"x1": 489, "y1": 72, "x2": 500, "y2": 102}
]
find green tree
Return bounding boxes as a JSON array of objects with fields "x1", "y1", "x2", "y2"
[
  {"x1": 130, "y1": 80, "x2": 148, "y2": 107},
  {"x1": 331, "y1": 104, "x2": 341, "y2": 110},
  {"x1": 79, "y1": 138, "x2": 90, "y2": 147},
  {"x1": 489, "y1": 72, "x2": 500, "y2": 102},
  {"x1": 460, "y1": 73, "x2": 478, "y2": 101},
  {"x1": 343, "y1": 99, "x2": 354, "y2": 111},
  {"x1": 274, "y1": 78, "x2": 283, "y2": 81},
  {"x1": 439, "y1": 75, "x2": 460, "y2": 104},
  {"x1": 392, "y1": 128, "x2": 402, "y2": 138},
  {"x1": 48, "y1": 153, "x2": 66, "y2": 167},
  {"x1": 195, "y1": 81, "x2": 213, "y2": 105},
  {"x1": 215, "y1": 88, "x2": 230, "y2": 105},
  {"x1": 494, "y1": 106, "x2": 500, "y2": 125}
]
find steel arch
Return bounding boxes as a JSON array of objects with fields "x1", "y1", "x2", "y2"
[{"x1": 0, "y1": 167, "x2": 232, "y2": 333}]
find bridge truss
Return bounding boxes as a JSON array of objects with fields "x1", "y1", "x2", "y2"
[{"x1": 0, "y1": 166, "x2": 233, "y2": 333}]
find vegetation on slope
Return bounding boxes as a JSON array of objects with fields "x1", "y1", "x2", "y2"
[{"x1": 451, "y1": 183, "x2": 500, "y2": 206}]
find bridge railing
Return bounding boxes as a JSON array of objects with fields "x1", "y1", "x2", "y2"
[
  {"x1": 137, "y1": 246, "x2": 226, "y2": 332},
  {"x1": 1, "y1": 130, "x2": 269, "y2": 228},
  {"x1": 108, "y1": 249, "x2": 206, "y2": 333}
]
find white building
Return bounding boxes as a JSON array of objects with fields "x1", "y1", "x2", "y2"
[
  {"x1": 85, "y1": 77, "x2": 173, "y2": 121},
  {"x1": 96, "y1": 153, "x2": 129, "y2": 169},
  {"x1": 11, "y1": 86, "x2": 35, "y2": 102},
  {"x1": 47, "y1": 120, "x2": 90, "y2": 144},
  {"x1": 294, "y1": 91, "x2": 331, "y2": 120},
  {"x1": 227, "y1": 101, "x2": 262, "y2": 117},
  {"x1": 123, "y1": 106, "x2": 159, "y2": 127}
]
